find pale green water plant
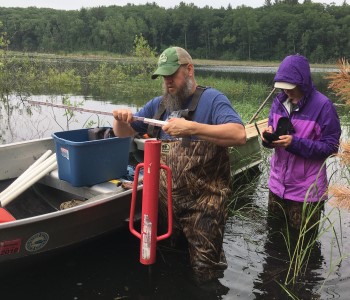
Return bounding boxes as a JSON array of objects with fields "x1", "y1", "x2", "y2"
[{"x1": 277, "y1": 157, "x2": 344, "y2": 293}]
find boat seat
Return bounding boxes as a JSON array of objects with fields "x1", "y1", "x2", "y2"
[
  {"x1": 39, "y1": 169, "x2": 125, "y2": 199},
  {"x1": 245, "y1": 119, "x2": 268, "y2": 140}
]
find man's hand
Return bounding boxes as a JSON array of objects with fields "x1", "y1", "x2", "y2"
[
  {"x1": 112, "y1": 109, "x2": 134, "y2": 123},
  {"x1": 112, "y1": 109, "x2": 136, "y2": 137},
  {"x1": 162, "y1": 118, "x2": 191, "y2": 137}
]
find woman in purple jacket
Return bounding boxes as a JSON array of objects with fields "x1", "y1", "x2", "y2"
[{"x1": 261, "y1": 54, "x2": 341, "y2": 230}]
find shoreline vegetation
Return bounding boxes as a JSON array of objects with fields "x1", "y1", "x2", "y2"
[
  {"x1": 6, "y1": 50, "x2": 339, "y2": 69},
  {"x1": 1, "y1": 48, "x2": 347, "y2": 126},
  {"x1": 0, "y1": 50, "x2": 275, "y2": 123}
]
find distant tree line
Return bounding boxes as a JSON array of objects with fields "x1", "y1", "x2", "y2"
[{"x1": 0, "y1": 1, "x2": 349, "y2": 63}]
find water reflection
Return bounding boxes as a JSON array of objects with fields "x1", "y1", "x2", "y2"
[
  {"x1": 221, "y1": 137, "x2": 350, "y2": 300},
  {"x1": 253, "y1": 214, "x2": 324, "y2": 299},
  {"x1": 0, "y1": 95, "x2": 137, "y2": 144}
]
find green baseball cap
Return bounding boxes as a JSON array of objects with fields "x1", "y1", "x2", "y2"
[{"x1": 151, "y1": 46, "x2": 193, "y2": 79}]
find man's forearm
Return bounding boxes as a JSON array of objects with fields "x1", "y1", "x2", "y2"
[{"x1": 194, "y1": 123, "x2": 247, "y2": 147}]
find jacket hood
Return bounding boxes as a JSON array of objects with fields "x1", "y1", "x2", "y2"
[{"x1": 274, "y1": 54, "x2": 315, "y2": 98}]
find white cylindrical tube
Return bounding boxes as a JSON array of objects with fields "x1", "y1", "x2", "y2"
[
  {"x1": 0, "y1": 161, "x2": 57, "y2": 207},
  {"x1": 0, "y1": 154, "x2": 57, "y2": 205},
  {"x1": 0, "y1": 150, "x2": 52, "y2": 198}
]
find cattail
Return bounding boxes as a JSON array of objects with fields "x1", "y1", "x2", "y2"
[
  {"x1": 326, "y1": 59, "x2": 350, "y2": 210},
  {"x1": 328, "y1": 185, "x2": 350, "y2": 210},
  {"x1": 325, "y1": 58, "x2": 350, "y2": 106}
]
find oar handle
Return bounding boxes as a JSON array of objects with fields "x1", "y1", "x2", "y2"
[{"x1": 247, "y1": 88, "x2": 276, "y2": 124}]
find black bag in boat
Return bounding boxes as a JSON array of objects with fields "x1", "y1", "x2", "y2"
[{"x1": 88, "y1": 127, "x2": 115, "y2": 140}]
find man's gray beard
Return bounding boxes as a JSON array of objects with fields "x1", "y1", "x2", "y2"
[{"x1": 162, "y1": 77, "x2": 193, "y2": 113}]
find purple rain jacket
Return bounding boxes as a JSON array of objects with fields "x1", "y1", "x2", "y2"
[{"x1": 266, "y1": 54, "x2": 341, "y2": 202}]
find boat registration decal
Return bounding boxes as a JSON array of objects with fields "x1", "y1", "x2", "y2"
[
  {"x1": 60, "y1": 147, "x2": 69, "y2": 160},
  {"x1": 25, "y1": 232, "x2": 49, "y2": 252},
  {"x1": 0, "y1": 239, "x2": 22, "y2": 256}
]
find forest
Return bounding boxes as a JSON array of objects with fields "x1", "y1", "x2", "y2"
[{"x1": 0, "y1": 1, "x2": 349, "y2": 63}]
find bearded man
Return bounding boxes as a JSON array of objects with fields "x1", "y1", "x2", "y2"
[{"x1": 113, "y1": 46, "x2": 246, "y2": 283}]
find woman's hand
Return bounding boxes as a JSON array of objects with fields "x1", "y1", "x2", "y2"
[
  {"x1": 272, "y1": 135, "x2": 293, "y2": 148},
  {"x1": 261, "y1": 125, "x2": 273, "y2": 143}
]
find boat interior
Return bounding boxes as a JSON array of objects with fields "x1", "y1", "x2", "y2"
[{"x1": 0, "y1": 170, "x2": 130, "y2": 221}]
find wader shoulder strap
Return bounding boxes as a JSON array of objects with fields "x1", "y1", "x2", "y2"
[
  {"x1": 181, "y1": 85, "x2": 207, "y2": 146},
  {"x1": 181, "y1": 85, "x2": 207, "y2": 120},
  {"x1": 147, "y1": 85, "x2": 208, "y2": 139},
  {"x1": 147, "y1": 99, "x2": 166, "y2": 138}
]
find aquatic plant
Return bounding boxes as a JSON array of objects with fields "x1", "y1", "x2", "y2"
[
  {"x1": 327, "y1": 59, "x2": 350, "y2": 213},
  {"x1": 325, "y1": 58, "x2": 350, "y2": 106},
  {"x1": 328, "y1": 141, "x2": 350, "y2": 210}
]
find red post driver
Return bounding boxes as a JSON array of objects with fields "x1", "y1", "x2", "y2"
[{"x1": 129, "y1": 140, "x2": 172, "y2": 265}]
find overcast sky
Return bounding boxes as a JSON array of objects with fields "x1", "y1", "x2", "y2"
[{"x1": 0, "y1": 0, "x2": 345, "y2": 10}]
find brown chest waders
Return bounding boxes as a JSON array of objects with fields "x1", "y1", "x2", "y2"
[
  {"x1": 158, "y1": 140, "x2": 231, "y2": 281},
  {"x1": 147, "y1": 86, "x2": 232, "y2": 281}
]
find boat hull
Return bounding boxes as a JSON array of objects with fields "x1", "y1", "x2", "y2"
[
  {"x1": 0, "y1": 187, "x2": 142, "y2": 265},
  {"x1": 0, "y1": 137, "x2": 142, "y2": 265}
]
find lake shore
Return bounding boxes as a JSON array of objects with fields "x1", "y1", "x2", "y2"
[{"x1": 6, "y1": 50, "x2": 338, "y2": 69}]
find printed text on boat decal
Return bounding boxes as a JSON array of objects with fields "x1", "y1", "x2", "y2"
[
  {"x1": 25, "y1": 232, "x2": 49, "y2": 252},
  {"x1": 0, "y1": 238, "x2": 21, "y2": 256}
]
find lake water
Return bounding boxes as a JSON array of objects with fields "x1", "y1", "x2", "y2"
[
  {"x1": 1, "y1": 67, "x2": 349, "y2": 299},
  {"x1": 1, "y1": 148, "x2": 349, "y2": 300}
]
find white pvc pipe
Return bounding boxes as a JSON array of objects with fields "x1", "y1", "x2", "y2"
[
  {"x1": 0, "y1": 154, "x2": 57, "y2": 205},
  {"x1": 12, "y1": 154, "x2": 56, "y2": 186},
  {"x1": 0, "y1": 161, "x2": 58, "y2": 207},
  {"x1": 0, "y1": 153, "x2": 56, "y2": 200},
  {"x1": 0, "y1": 150, "x2": 52, "y2": 196},
  {"x1": 22, "y1": 150, "x2": 53, "y2": 174}
]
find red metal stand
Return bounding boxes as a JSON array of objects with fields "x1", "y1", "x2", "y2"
[{"x1": 129, "y1": 140, "x2": 172, "y2": 265}]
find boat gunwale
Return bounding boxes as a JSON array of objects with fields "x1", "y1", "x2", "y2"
[{"x1": 0, "y1": 136, "x2": 53, "y2": 149}]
